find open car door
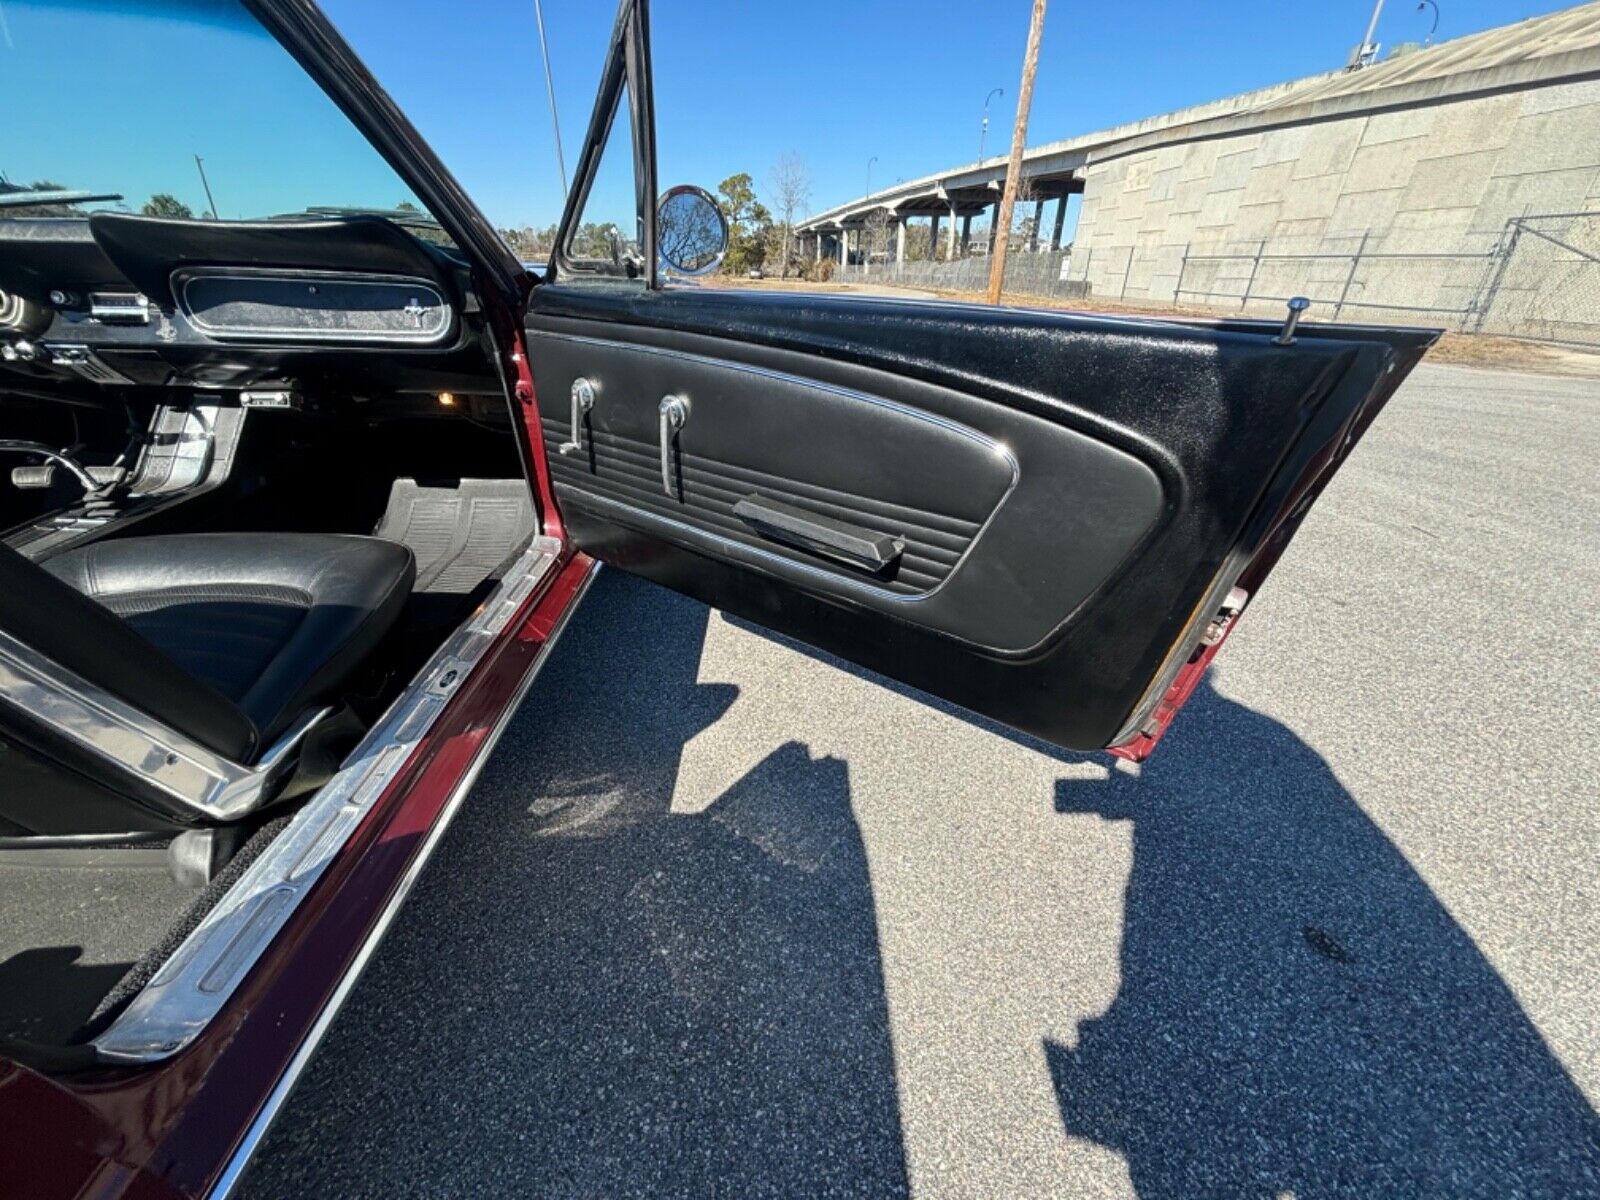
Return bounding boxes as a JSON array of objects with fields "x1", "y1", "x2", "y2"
[{"x1": 525, "y1": 0, "x2": 1434, "y2": 759}]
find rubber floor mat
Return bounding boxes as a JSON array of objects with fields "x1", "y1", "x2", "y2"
[
  {"x1": 374, "y1": 478, "x2": 535, "y2": 595},
  {"x1": 0, "y1": 845, "x2": 189, "y2": 1044}
]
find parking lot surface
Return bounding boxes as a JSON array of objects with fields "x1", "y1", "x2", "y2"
[{"x1": 242, "y1": 363, "x2": 1600, "y2": 1198}]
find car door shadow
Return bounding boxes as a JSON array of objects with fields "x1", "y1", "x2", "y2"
[
  {"x1": 243, "y1": 568, "x2": 909, "y2": 1199},
  {"x1": 1048, "y1": 675, "x2": 1600, "y2": 1197}
]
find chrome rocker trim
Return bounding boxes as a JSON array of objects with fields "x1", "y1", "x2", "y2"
[
  {"x1": 0, "y1": 628, "x2": 329, "y2": 825},
  {"x1": 211, "y1": 555, "x2": 600, "y2": 1200},
  {"x1": 93, "y1": 537, "x2": 566, "y2": 1063}
]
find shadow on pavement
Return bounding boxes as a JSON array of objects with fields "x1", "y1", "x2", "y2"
[
  {"x1": 1049, "y1": 674, "x2": 1600, "y2": 1197},
  {"x1": 0, "y1": 947, "x2": 129, "y2": 1044},
  {"x1": 243, "y1": 569, "x2": 909, "y2": 1199},
  {"x1": 248, "y1": 573, "x2": 1598, "y2": 1197}
]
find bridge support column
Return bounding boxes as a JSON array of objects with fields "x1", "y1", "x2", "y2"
[
  {"x1": 1030, "y1": 200, "x2": 1043, "y2": 252},
  {"x1": 948, "y1": 200, "x2": 959, "y2": 260},
  {"x1": 929, "y1": 214, "x2": 940, "y2": 261},
  {"x1": 896, "y1": 218, "x2": 906, "y2": 264},
  {"x1": 1051, "y1": 198, "x2": 1067, "y2": 251},
  {"x1": 816, "y1": 233, "x2": 823, "y2": 263},
  {"x1": 960, "y1": 214, "x2": 973, "y2": 255},
  {"x1": 990, "y1": 200, "x2": 1001, "y2": 252}
]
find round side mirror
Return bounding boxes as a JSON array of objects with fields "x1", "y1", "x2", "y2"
[{"x1": 656, "y1": 185, "x2": 728, "y2": 276}]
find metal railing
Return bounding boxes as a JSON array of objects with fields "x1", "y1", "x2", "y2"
[
  {"x1": 1174, "y1": 234, "x2": 1498, "y2": 323},
  {"x1": 1160, "y1": 213, "x2": 1600, "y2": 346},
  {"x1": 832, "y1": 211, "x2": 1600, "y2": 348}
]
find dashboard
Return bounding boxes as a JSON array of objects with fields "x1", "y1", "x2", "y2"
[{"x1": 0, "y1": 213, "x2": 494, "y2": 398}]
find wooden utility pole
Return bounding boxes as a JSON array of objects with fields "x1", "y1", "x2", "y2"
[{"x1": 986, "y1": 0, "x2": 1048, "y2": 305}]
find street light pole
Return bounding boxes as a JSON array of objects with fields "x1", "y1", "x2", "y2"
[
  {"x1": 866, "y1": 155, "x2": 878, "y2": 196},
  {"x1": 1347, "y1": 0, "x2": 1386, "y2": 69},
  {"x1": 1417, "y1": 0, "x2": 1439, "y2": 46},
  {"x1": 979, "y1": 87, "x2": 1003, "y2": 163}
]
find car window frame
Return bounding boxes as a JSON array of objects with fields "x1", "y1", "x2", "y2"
[{"x1": 547, "y1": 0, "x2": 657, "y2": 287}]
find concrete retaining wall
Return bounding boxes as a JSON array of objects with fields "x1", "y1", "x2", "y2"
[{"x1": 1069, "y1": 77, "x2": 1600, "y2": 303}]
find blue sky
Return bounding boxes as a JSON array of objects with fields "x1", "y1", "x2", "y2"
[
  {"x1": 3, "y1": 0, "x2": 425, "y2": 219},
  {"x1": 3, "y1": 0, "x2": 1581, "y2": 236},
  {"x1": 319, "y1": 0, "x2": 1577, "y2": 231}
]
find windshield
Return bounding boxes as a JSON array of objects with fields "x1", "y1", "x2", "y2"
[{"x1": 1, "y1": 0, "x2": 443, "y2": 236}]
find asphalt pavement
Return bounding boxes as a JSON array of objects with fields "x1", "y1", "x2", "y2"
[{"x1": 241, "y1": 362, "x2": 1600, "y2": 1198}]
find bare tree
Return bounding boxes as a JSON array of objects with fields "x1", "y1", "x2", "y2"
[
  {"x1": 863, "y1": 209, "x2": 892, "y2": 269},
  {"x1": 904, "y1": 221, "x2": 934, "y2": 263},
  {"x1": 767, "y1": 152, "x2": 813, "y2": 280},
  {"x1": 1011, "y1": 175, "x2": 1043, "y2": 251}
]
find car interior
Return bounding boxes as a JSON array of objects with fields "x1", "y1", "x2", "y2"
[{"x1": 0, "y1": 210, "x2": 535, "y2": 1054}]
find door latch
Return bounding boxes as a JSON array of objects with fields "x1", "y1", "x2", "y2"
[
  {"x1": 559, "y1": 377, "x2": 597, "y2": 456},
  {"x1": 658, "y1": 394, "x2": 690, "y2": 498},
  {"x1": 1201, "y1": 586, "x2": 1249, "y2": 647}
]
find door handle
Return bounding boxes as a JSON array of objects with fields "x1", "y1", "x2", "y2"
[
  {"x1": 658, "y1": 394, "x2": 690, "y2": 498},
  {"x1": 558, "y1": 377, "x2": 596, "y2": 456},
  {"x1": 733, "y1": 494, "x2": 905, "y2": 572}
]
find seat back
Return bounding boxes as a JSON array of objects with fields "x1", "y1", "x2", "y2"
[{"x1": 0, "y1": 541, "x2": 258, "y2": 762}]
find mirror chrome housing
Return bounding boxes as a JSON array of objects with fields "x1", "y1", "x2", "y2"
[{"x1": 656, "y1": 184, "x2": 728, "y2": 277}]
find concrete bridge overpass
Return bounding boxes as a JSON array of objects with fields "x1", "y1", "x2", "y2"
[
  {"x1": 797, "y1": 2, "x2": 1600, "y2": 271},
  {"x1": 796, "y1": 147, "x2": 1084, "y2": 265}
]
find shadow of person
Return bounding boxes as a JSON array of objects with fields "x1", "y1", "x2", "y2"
[
  {"x1": 1048, "y1": 673, "x2": 1600, "y2": 1198},
  {"x1": 243, "y1": 569, "x2": 909, "y2": 1199},
  {"x1": 0, "y1": 947, "x2": 130, "y2": 1044}
]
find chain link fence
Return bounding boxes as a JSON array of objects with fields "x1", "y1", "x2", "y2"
[
  {"x1": 1473, "y1": 212, "x2": 1600, "y2": 346},
  {"x1": 838, "y1": 249, "x2": 1070, "y2": 295},
  {"x1": 835, "y1": 211, "x2": 1600, "y2": 349}
]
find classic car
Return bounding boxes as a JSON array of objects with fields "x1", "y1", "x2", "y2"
[{"x1": 0, "y1": 0, "x2": 1432, "y2": 1194}]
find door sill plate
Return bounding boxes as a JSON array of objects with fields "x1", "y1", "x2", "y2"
[{"x1": 92, "y1": 537, "x2": 564, "y2": 1062}]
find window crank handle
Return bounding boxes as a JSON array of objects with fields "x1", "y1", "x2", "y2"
[
  {"x1": 559, "y1": 377, "x2": 596, "y2": 456},
  {"x1": 658, "y1": 394, "x2": 690, "y2": 497}
]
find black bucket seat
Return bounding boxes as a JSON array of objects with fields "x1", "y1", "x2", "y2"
[{"x1": 0, "y1": 533, "x2": 414, "y2": 835}]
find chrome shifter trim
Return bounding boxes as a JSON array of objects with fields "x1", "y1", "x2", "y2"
[{"x1": 0, "y1": 440, "x2": 101, "y2": 492}]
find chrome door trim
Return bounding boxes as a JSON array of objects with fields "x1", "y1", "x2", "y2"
[
  {"x1": 208, "y1": 556, "x2": 598, "y2": 1200},
  {"x1": 0, "y1": 629, "x2": 327, "y2": 824},
  {"x1": 93, "y1": 537, "x2": 566, "y2": 1063}
]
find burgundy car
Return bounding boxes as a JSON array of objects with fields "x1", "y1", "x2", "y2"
[{"x1": 0, "y1": 0, "x2": 1431, "y2": 1194}]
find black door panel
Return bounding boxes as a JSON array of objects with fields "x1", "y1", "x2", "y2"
[
  {"x1": 536, "y1": 333, "x2": 1015, "y2": 597},
  {"x1": 529, "y1": 329, "x2": 1163, "y2": 653},
  {"x1": 525, "y1": 287, "x2": 1430, "y2": 752}
]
